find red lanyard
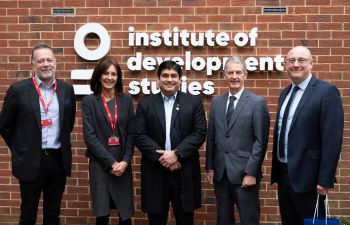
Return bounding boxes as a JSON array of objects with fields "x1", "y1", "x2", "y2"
[
  {"x1": 32, "y1": 75, "x2": 57, "y2": 114},
  {"x1": 101, "y1": 94, "x2": 118, "y2": 135}
]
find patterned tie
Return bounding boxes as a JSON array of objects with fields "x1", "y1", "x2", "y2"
[
  {"x1": 226, "y1": 96, "x2": 236, "y2": 126},
  {"x1": 279, "y1": 86, "x2": 300, "y2": 159}
]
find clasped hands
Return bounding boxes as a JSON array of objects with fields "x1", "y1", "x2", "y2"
[
  {"x1": 111, "y1": 161, "x2": 128, "y2": 176},
  {"x1": 156, "y1": 150, "x2": 181, "y2": 172}
]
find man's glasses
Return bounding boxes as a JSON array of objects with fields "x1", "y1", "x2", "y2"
[{"x1": 285, "y1": 58, "x2": 311, "y2": 65}]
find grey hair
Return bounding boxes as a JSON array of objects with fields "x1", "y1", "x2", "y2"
[
  {"x1": 31, "y1": 43, "x2": 55, "y2": 63},
  {"x1": 224, "y1": 56, "x2": 248, "y2": 74}
]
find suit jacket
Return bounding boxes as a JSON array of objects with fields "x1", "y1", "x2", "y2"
[
  {"x1": 0, "y1": 78, "x2": 76, "y2": 182},
  {"x1": 271, "y1": 76, "x2": 344, "y2": 193},
  {"x1": 206, "y1": 89, "x2": 270, "y2": 184},
  {"x1": 81, "y1": 93, "x2": 135, "y2": 169},
  {"x1": 134, "y1": 91, "x2": 207, "y2": 214}
]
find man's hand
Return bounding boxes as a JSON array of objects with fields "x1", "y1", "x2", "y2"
[
  {"x1": 242, "y1": 175, "x2": 256, "y2": 188},
  {"x1": 168, "y1": 161, "x2": 182, "y2": 172},
  {"x1": 111, "y1": 161, "x2": 128, "y2": 176},
  {"x1": 317, "y1": 185, "x2": 330, "y2": 195},
  {"x1": 156, "y1": 150, "x2": 178, "y2": 168},
  {"x1": 206, "y1": 170, "x2": 214, "y2": 185}
]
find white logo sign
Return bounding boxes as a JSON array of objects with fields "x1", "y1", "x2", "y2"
[{"x1": 72, "y1": 23, "x2": 284, "y2": 96}]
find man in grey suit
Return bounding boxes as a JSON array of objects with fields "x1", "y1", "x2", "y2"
[{"x1": 205, "y1": 56, "x2": 270, "y2": 225}]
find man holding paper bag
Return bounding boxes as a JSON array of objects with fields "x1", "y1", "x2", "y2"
[{"x1": 270, "y1": 46, "x2": 344, "y2": 225}]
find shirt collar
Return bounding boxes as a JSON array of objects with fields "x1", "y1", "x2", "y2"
[
  {"x1": 161, "y1": 91, "x2": 177, "y2": 101},
  {"x1": 35, "y1": 74, "x2": 56, "y2": 89},
  {"x1": 228, "y1": 87, "x2": 244, "y2": 101},
  {"x1": 292, "y1": 73, "x2": 312, "y2": 91}
]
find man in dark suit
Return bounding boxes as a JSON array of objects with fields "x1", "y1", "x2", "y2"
[
  {"x1": 205, "y1": 56, "x2": 270, "y2": 225},
  {"x1": 271, "y1": 46, "x2": 344, "y2": 225},
  {"x1": 0, "y1": 43, "x2": 76, "y2": 225},
  {"x1": 134, "y1": 60, "x2": 207, "y2": 225}
]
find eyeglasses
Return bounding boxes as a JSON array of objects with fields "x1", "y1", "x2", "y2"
[{"x1": 285, "y1": 58, "x2": 311, "y2": 65}]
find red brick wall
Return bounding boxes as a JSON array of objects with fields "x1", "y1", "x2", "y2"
[{"x1": 0, "y1": 1, "x2": 349, "y2": 224}]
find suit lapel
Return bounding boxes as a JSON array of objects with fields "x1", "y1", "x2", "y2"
[
  {"x1": 56, "y1": 80, "x2": 65, "y2": 130},
  {"x1": 28, "y1": 80, "x2": 41, "y2": 129},
  {"x1": 290, "y1": 76, "x2": 317, "y2": 130},
  {"x1": 275, "y1": 85, "x2": 292, "y2": 127},
  {"x1": 96, "y1": 94, "x2": 110, "y2": 128},
  {"x1": 116, "y1": 94, "x2": 124, "y2": 136},
  {"x1": 170, "y1": 94, "x2": 180, "y2": 129},
  {"x1": 219, "y1": 93, "x2": 229, "y2": 130},
  {"x1": 152, "y1": 93, "x2": 166, "y2": 136},
  {"x1": 227, "y1": 90, "x2": 249, "y2": 132},
  {"x1": 273, "y1": 85, "x2": 292, "y2": 146}
]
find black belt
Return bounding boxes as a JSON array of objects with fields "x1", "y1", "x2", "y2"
[{"x1": 42, "y1": 148, "x2": 61, "y2": 156}]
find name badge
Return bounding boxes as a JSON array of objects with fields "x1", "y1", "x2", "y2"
[
  {"x1": 41, "y1": 119, "x2": 53, "y2": 127},
  {"x1": 108, "y1": 137, "x2": 120, "y2": 146}
]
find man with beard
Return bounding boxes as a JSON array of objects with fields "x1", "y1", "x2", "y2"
[{"x1": 0, "y1": 43, "x2": 76, "y2": 225}]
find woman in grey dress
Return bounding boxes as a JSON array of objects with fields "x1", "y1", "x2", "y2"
[{"x1": 81, "y1": 58, "x2": 134, "y2": 225}]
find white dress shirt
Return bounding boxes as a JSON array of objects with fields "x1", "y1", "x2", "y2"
[
  {"x1": 226, "y1": 87, "x2": 244, "y2": 112},
  {"x1": 35, "y1": 75, "x2": 61, "y2": 149},
  {"x1": 277, "y1": 74, "x2": 312, "y2": 162},
  {"x1": 161, "y1": 92, "x2": 177, "y2": 151}
]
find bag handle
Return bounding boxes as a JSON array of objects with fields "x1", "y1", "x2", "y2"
[{"x1": 313, "y1": 194, "x2": 330, "y2": 225}]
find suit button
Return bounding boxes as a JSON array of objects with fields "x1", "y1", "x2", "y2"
[
  {"x1": 225, "y1": 151, "x2": 228, "y2": 154},
  {"x1": 226, "y1": 134, "x2": 230, "y2": 137}
]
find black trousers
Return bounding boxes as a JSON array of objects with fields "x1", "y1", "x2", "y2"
[
  {"x1": 277, "y1": 169, "x2": 325, "y2": 225},
  {"x1": 19, "y1": 151, "x2": 66, "y2": 225},
  {"x1": 147, "y1": 172, "x2": 194, "y2": 225}
]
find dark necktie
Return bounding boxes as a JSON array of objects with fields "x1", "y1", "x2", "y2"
[
  {"x1": 279, "y1": 86, "x2": 299, "y2": 159},
  {"x1": 226, "y1": 96, "x2": 236, "y2": 126}
]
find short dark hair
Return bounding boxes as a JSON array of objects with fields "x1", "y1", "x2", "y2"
[
  {"x1": 157, "y1": 60, "x2": 182, "y2": 78},
  {"x1": 90, "y1": 58, "x2": 123, "y2": 94},
  {"x1": 31, "y1": 43, "x2": 55, "y2": 62}
]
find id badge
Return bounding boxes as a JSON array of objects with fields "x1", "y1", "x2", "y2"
[
  {"x1": 108, "y1": 136, "x2": 120, "y2": 146},
  {"x1": 41, "y1": 118, "x2": 53, "y2": 127}
]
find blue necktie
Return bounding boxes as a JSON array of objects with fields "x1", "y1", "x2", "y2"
[
  {"x1": 279, "y1": 86, "x2": 299, "y2": 159},
  {"x1": 226, "y1": 96, "x2": 236, "y2": 126}
]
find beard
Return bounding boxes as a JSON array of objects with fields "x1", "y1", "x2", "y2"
[{"x1": 36, "y1": 68, "x2": 55, "y2": 83}]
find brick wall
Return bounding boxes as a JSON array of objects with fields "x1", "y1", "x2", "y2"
[{"x1": 0, "y1": 0, "x2": 349, "y2": 224}]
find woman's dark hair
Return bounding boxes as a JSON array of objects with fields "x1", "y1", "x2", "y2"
[
  {"x1": 157, "y1": 60, "x2": 182, "y2": 78},
  {"x1": 90, "y1": 58, "x2": 123, "y2": 94}
]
